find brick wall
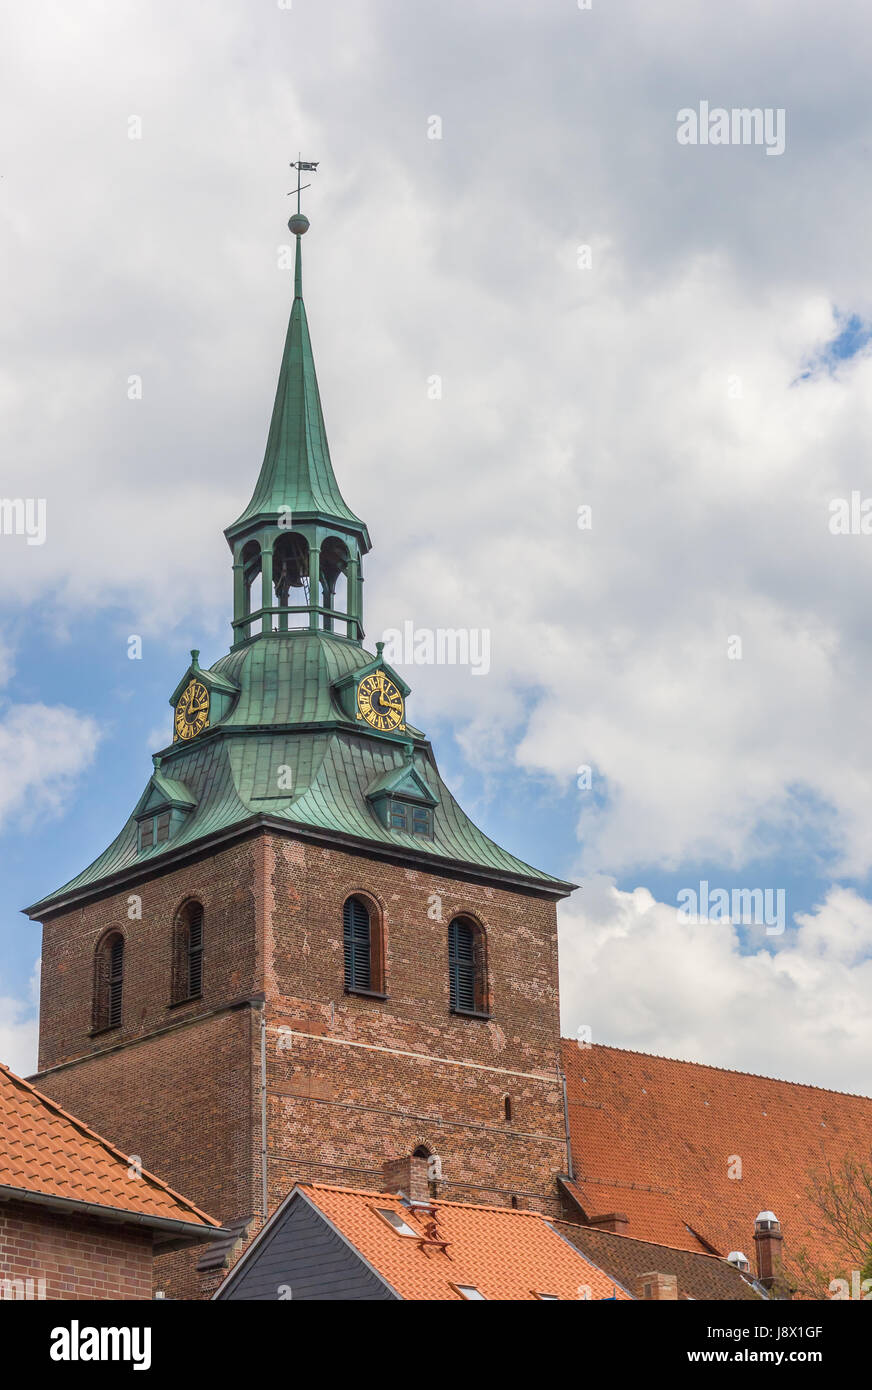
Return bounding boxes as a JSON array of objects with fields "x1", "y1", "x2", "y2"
[
  {"x1": 262, "y1": 834, "x2": 566, "y2": 1213},
  {"x1": 34, "y1": 825, "x2": 568, "y2": 1297},
  {"x1": 34, "y1": 1006, "x2": 259, "y2": 1301},
  {"x1": 37, "y1": 838, "x2": 260, "y2": 1071},
  {"x1": 0, "y1": 1201, "x2": 152, "y2": 1300}
]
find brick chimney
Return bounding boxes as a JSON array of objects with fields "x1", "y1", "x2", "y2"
[
  {"x1": 382, "y1": 1153, "x2": 430, "y2": 1203},
  {"x1": 635, "y1": 1271, "x2": 678, "y2": 1301},
  {"x1": 587, "y1": 1211, "x2": 630, "y2": 1236},
  {"x1": 753, "y1": 1210, "x2": 784, "y2": 1291}
]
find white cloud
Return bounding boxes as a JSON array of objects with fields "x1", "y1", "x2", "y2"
[
  {"x1": 0, "y1": 958, "x2": 40, "y2": 1076},
  {"x1": 0, "y1": 702, "x2": 100, "y2": 831},
  {"x1": 559, "y1": 879, "x2": 872, "y2": 1095},
  {"x1": 2, "y1": 0, "x2": 872, "y2": 1088}
]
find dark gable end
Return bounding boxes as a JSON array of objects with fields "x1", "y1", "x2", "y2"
[{"x1": 215, "y1": 1191, "x2": 397, "y2": 1301}]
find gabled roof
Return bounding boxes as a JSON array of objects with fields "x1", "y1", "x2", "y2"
[
  {"x1": 169, "y1": 649, "x2": 239, "y2": 707},
  {"x1": 218, "y1": 1184, "x2": 631, "y2": 1301},
  {"x1": 552, "y1": 1220, "x2": 766, "y2": 1301},
  {"x1": 562, "y1": 1041, "x2": 872, "y2": 1278},
  {"x1": 365, "y1": 758, "x2": 438, "y2": 806},
  {"x1": 0, "y1": 1062, "x2": 222, "y2": 1243},
  {"x1": 133, "y1": 760, "x2": 198, "y2": 818}
]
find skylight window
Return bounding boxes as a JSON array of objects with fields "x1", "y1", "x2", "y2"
[
  {"x1": 534, "y1": 1292, "x2": 559, "y2": 1300},
  {"x1": 375, "y1": 1208, "x2": 418, "y2": 1237},
  {"x1": 454, "y1": 1284, "x2": 486, "y2": 1300}
]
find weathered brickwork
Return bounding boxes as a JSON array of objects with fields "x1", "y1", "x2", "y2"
[
  {"x1": 33, "y1": 826, "x2": 568, "y2": 1297},
  {"x1": 33, "y1": 1006, "x2": 259, "y2": 1301},
  {"x1": 37, "y1": 838, "x2": 260, "y2": 1071},
  {"x1": 0, "y1": 1201, "x2": 152, "y2": 1300},
  {"x1": 263, "y1": 832, "x2": 566, "y2": 1214}
]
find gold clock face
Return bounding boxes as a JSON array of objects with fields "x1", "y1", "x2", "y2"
[
  {"x1": 174, "y1": 679, "x2": 210, "y2": 742},
  {"x1": 357, "y1": 671, "x2": 405, "y2": 732}
]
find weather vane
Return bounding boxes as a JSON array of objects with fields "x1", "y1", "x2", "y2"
[{"x1": 288, "y1": 156, "x2": 319, "y2": 216}]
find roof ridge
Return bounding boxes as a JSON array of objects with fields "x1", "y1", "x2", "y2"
[
  {"x1": 304, "y1": 1182, "x2": 552, "y2": 1218},
  {"x1": 549, "y1": 1217, "x2": 731, "y2": 1263},
  {"x1": 563, "y1": 1040, "x2": 872, "y2": 1102},
  {"x1": 2, "y1": 1061, "x2": 218, "y2": 1227}
]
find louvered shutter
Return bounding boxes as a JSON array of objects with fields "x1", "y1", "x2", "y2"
[
  {"x1": 188, "y1": 904, "x2": 204, "y2": 998},
  {"x1": 449, "y1": 919, "x2": 476, "y2": 1012},
  {"x1": 343, "y1": 897, "x2": 371, "y2": 991},
  {"x1": 108, "y1": 937, "x2": 124, "y2": 1028}
]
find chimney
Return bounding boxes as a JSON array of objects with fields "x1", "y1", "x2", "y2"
[
  {"x1": 382, "y1": 1153, "x2": 430, "y2": 1204},
  {"x1": 635, "y1": 1271, "x2": 678, "y2": 1301},
  {"x1": 587, "y1": 1211, "x2": 630, "y2": 1236},
  {"x1": 753, "y1": 1210, "x2": 784, "y2": 1290}
]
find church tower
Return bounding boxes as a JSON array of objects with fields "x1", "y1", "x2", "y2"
[{"x1": 25, "y1": 197, "x2": 575, "y2": 1297}]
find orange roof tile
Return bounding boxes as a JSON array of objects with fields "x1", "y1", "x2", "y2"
[
  {"x1": 302, "y1": 1184, "x2": 630, "y2": 1301},
  {"x1": 562, "y1": 1042, "x2": 872, "y2": 1276},
  {"x1": 562, "y1": 1178, "x2": 714, "y2": 1252},
  {"x1": 0, "y1": 1061, "x2": 220, "y2": 1230}
]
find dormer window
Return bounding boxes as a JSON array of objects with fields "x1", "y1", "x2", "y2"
[
  {"x1": 365, "y1": 758, "x2": 438, "y2": 839},
  {"x1": 137, "y1": 810, "x2": 172, "y2": 853},
  {"x1": 411, "y1": 806, "x2": 432, "y2": 836},
  {"x1": 134, "y1": 761, "x2": 197, "y2": 856},
  {"x1": 385, "y1": 800, "x2": 433, "y2": 837}
]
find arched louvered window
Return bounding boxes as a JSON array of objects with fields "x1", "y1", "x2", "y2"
[
  {"x1": 342, "y1": 895, "x2": 385, "y2": 995},
  {"x1": 187, "y1": 902, "x2": 204, "y2": 999},
  {"x1": 108, "y1": 937, "x2": 124, "y2": 1027},
  {"x1": 172, "y1": 901, "x2": 204, "y2": 1003},
  {"x1": 343, "y1": 896, "x2": 372, "y2": 992},
  {"x1": 448, "y1": 917, "x2": 488, "y2": 1017},
  {"x1": 93, "y1": 932, "x2": 124, "y2": 1033}
]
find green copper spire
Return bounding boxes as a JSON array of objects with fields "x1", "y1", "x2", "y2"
[
  {"x1": 227, "y1": 220, "x2": 369, "y2": 543},
  {"x1": 225, "y1": 189, "x2": 369, "y2": 648}
]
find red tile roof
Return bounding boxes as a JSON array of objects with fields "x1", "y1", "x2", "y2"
[
  {"x1": 301, "y1": 1185, "x2": 630, "y2": 1300},
  {"x1": 562, "y1": 1042, "x2": 872, "y2": 1278},
  {"x1": 0, "y1": 1061, "x2": 220, "y2": 1231},
  {"x1": 562, "y1": 1177, "x2": 712, "y2": 1252}
]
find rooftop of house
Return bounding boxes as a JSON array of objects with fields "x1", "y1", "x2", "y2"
[
  {"x1": 0, "y1": 1061, "x2": 223, "y2": 1247},
  {"x1": 552, "y1": 1219, "x2": 766, "y2": 1301},
  {"x1": 220, "y1": 1182, "x2": 632, "y2": 1301},
  {"x1": 561, "y1": 1041, "x2": 872, "y2": 1281}
]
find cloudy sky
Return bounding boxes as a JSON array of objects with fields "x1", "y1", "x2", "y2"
[{"x1": 1, "y1": 0, "x2": 871, "y2": 1094}]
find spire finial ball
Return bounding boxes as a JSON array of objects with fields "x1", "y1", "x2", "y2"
[{"x1": 288, "y1": 213, "x2": 310, "y2": 236}]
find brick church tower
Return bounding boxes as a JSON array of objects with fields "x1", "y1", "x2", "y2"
[{"x1": 25, "y1": 202, "x2": 575, "y2": 1297}]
